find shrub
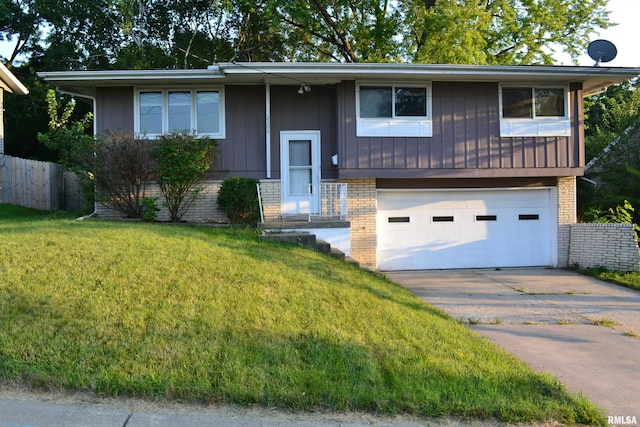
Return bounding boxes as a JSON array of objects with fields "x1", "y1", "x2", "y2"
[
  {"x1": 584, "y1": 199, "x2": 640, "y2": 240},
  {"x1": 141, "y1": 197, "x2": 160, "y2": 222},
  {"x1": 151, "y1": 132, "x2": 218, "y2": 222},
  {"x1": 81, "y1": 131, "x2": 153, "y2": 218},
  {"x1": 217, "y1": 177, "x2": 260, "y2": 225}
]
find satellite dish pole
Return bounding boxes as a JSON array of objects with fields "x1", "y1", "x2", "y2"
[{"x1": 587, "y1": 39, "x2": 618, "y2": 66}]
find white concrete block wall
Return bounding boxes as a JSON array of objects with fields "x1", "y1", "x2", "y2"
[{"x1": 569, "y1": 223, "x2": 640, "y2": 271}]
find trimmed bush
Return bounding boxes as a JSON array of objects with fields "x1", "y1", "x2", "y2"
[
  {"x1": 151, "y1": 132, "x2": 218, "y2": 222},
  {"x1": 217, "y1": 177, "x2": 260, "y2": 225}
]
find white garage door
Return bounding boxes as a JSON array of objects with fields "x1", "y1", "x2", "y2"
[{"x1": 377, "y1": 188, "x2": 557, "y2": 270}]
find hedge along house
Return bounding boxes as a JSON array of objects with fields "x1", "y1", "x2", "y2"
[{"x1": 40, "y1": 63, "x2": 640, "y2": 270}]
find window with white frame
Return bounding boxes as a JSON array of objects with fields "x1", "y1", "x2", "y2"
[
  {"x1": 357, "y1": 83, "x2": 432, "y2": 137},
  {"x1": 499, "y1": 85, "x2": 570, "y2": 137},
  {"x1": 135, "y1": 88, "x2": 224, "y2": 138}
]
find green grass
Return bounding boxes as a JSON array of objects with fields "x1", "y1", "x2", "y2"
[
  {"x1": 580, "y1": 267, "x2": 640, "y2": 291},
  {"x1": 0, "y1": 204, "x2": 604, "y2": 424},
  {"x1": 589, "y1": 317, "x2": 620, "y2": 328}
]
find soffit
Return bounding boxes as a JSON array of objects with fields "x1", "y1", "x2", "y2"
[{"x1": 38, "y1": 62, "x2": 640, "y2": 98}]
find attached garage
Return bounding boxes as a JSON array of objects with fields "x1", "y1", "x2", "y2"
[{"x1": 377, "y1": 188, "x2": 558, "y2": 270}]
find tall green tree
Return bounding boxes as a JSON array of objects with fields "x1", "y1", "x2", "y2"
[
  {"x1": 0, "y1": 0, "x2": 44, "y2": 65},
  {"x1": 579, "y1": 81, "x2": 640, "y2": 221},
  {"x1": 265, "y1": 0, "x2": 612, "y2": 64}
]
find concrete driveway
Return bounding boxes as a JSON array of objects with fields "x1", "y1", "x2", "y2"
[{"x1": 386, "y1": 268, "x2": 640, "y2": 420}]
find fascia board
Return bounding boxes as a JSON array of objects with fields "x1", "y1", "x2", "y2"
[
  {"x1": 38, "y1": 63, "x2": 640, "y2": 97},
  {"x1": 219, "y1": 62, "x2": 640, "y2": 94},
  {"x1": 0, "y1": 62, "x2": 29, "y2": 95}
]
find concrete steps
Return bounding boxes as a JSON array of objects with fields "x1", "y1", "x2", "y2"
[{"x1": 259, "y1": 232, "x2": 358, "y2": 266}]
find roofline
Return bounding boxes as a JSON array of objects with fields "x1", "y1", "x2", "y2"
[
  {"x1": 0, "y1": 62, "x2": 29, "y2": 95},
  {"x1": 38, "y1": 62, "x2": 640, "y2": 97}
]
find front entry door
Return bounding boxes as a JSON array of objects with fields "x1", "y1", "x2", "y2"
[{"x1": 280, "y1": 130, "x2": 321, "y2": 215}]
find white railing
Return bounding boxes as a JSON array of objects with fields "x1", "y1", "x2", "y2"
[{"x1": 309, "y1": 183, "x2": 348, "y2": 221}]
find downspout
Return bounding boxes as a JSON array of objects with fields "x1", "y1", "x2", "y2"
[
  {"x1": 265, "y1": 82, "x2": 271, "y2": 179},
  {"x1": 57, "y1": 89, "x2": 98, "y2": 220}
]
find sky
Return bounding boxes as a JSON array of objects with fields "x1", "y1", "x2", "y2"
[
  {"x1": 1, "y1": 0, "x2": 639, "y2": 67},
  {"x1": 554, "y1": 0, "x2": 640, "y2": 67}
]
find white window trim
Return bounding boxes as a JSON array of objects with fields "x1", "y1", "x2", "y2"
[
  {"x1": 356, "y1": 82, "x2": 433, "y2": 137},
  {"x1": 134, "y1": 87, "x2": 225, "y2": 139},
  {"x1": 499, "y1": 84, "x2": 571, "y2": 137}
]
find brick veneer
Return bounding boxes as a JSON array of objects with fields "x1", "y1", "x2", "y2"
[
  {"x1": 339, "y1": 178, "x2": 376, "y2": 268},
  {"x1": 96, "y1": 180, "x2": 228, "y2": 223},
  {"x1": 257, "y1": 180, "x2": 281, "y2": 221},
  {"x1": 557, "y1": 176, "x2": 576, "y2": 268}
]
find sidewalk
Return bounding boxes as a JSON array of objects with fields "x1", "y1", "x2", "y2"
[{"x1": 0, "y1": 389, "x2": 499, "y2": 427}]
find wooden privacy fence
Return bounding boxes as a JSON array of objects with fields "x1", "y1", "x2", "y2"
[{"x1": 0, "y1": 154, "x2": 84, "y2": 212}]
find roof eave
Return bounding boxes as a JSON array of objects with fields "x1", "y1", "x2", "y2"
[
  {"x1": 0, "y1": 62, "x2": 29, "y2": 95},
  {"x1": 38, "y1": 63, "x2": 640, "y2": 97}
]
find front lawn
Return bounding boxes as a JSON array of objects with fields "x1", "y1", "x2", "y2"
[{"x1": 0, "y1": 204, "x2": 603, "y2": 424}]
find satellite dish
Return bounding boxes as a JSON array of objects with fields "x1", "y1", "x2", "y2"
[{"x1": 588, "y1": 39, "x2": 617, "y2": 66}]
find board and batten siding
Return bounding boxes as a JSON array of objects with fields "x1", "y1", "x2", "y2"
[
  {"x1": 269, "y1": 85, "x2": 338, "y2": 180},
  {"x1": 96, "y1": 85, "x2": 340, "y2": 180},
  {"x1": 337, "y1": 81, "x2": 584, "y2": 179}
]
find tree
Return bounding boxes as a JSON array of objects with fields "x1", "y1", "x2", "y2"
[
  {"x1": 3, "y1": 65, "x2": 57, "y2": 160},
  {"x1": 37, "y1": 89, "x2": 94, "y2": 169},
  {"x1": 271, "y1": 0, "x2": 611, "y2": 64},
  {"x1": 584, "y1": 80, "x2": 640, "y2": 161},
  {"x1": 0, "y1": 0, "x2": 43, "y2": 65},
  {"x1": 151, "y1": 132, "x2": 218, "y2": 222},
  {"x1": 3, "y1": 0, "x2": 613, "y2": 69},
  {"x1": 579, "y1": 81, "x2": 640, "y2": 221},
  {"x1": 585, "y1": 125, "x2": 640, "y2": 225},
  {"x1": 35, "y1": 88, "x2": 95, "y2": 209}
]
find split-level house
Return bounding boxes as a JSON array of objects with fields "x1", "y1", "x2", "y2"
[
  {"x1": 40, "y1": 63, "x2": 640, "y2": 270},
  {"x1": 0, "y1": 62, "x2": 29, "y2": 154}
]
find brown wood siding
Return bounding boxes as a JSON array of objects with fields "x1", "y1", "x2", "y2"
[
  {"x1": 338, "y1": 81, "x2": 584, "y2": 179},
  {"x1": 210, "y1": 85, "x2": 266, "y2": 179},
  {"x1": 96, "y1": 87, "x2": 134, "y2": 133},
  {"x1": 269, "y1": 85, "x2": 338, "y2": 180},
  {"x1": 95, "y1": 85, "x2": 338, "y2": 180}
]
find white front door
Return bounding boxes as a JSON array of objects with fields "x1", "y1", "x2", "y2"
[{"x1": 280, "y1": 131, "x2": 321, "y2": 215}]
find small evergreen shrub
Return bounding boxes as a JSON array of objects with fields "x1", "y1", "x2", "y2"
[
  {"x1": 141, "y1": 197, "x2": 160, "y2": 222},
  {"x1": 217, "y1": 177, "x2": 260, "y2": 225}
]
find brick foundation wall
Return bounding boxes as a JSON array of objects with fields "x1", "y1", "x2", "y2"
[
  {"x1": 96, "y1": 180, "x2": 228, "y2": 223},
  {"x1": 569, "y1": 223, "x2": 640, "y2": 271},
  {"x1": 340, "y1": 178, "x2": 376, "y2": 268},
  {"x1": 557, "y1": 176, "x2": 576, "y2": 268},
  {"x1": 258, "y1": 180, "x2": 281, "y2": 221}
]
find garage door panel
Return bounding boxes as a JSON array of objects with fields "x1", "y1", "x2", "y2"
[{"x1": 378, "y1": 189, "x2": 556, "y2": 270}]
